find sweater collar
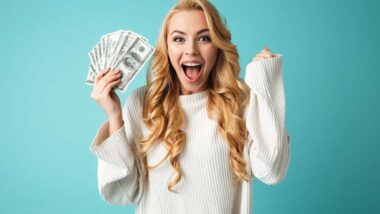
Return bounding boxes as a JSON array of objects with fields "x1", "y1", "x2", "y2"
[{"x1": 179, "y1": 89, "x2": 209, "y2": 107}]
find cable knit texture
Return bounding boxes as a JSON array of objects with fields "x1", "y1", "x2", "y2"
[{"x1": 89, "y1": 54, "x2": 290, "y2": 214}]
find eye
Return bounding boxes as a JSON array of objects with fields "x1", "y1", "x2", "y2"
[
  {"x1": 173, "y1": 36, "x2": 185, "y2": 43},
  {"x1": 199, "y1": 35, "x2": 211, "y2": 42}
]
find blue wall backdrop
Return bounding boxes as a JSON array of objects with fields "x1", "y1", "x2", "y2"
[{"x1": 0, "y1": 0, "x2": 379, "y2": 213}]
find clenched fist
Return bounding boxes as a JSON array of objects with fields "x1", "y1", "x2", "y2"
[{"x1": 252, "y1": 47, "x2": 276, "y2": 61}]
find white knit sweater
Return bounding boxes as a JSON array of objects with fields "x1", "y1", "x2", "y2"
[{"x1": 90, "y1": 54, "x2": 290, "y2": 214}]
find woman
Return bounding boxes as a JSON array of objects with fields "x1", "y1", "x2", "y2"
[{"x1": 89, "y1": 0, "x2": 290, "y2": 213}]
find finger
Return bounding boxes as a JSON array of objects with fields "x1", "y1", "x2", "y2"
[
  {"x1": 262, "y1": 47, "x2": 270, "y2": 51},
  {"x1": 261, "y1": 49, "x2": 273, "y2": 55},
  {"x1": 252, "y1": 55, "x2": 264, "y2": 61},
  {"x1": 103, "y1": 79, "x2": 121, "y2": 94},
  {"x1": 98, "y1": 72, "x2": 121, "y2": 92},
  {"x1": 256, "y1": 52, "x2": 274, "y2": 58},
  {"x1": 103, "y1": 70, "x2": 121, "y2": 82},
  {"x1": 103, "y1": 69, "x2": 120, "y2": 78},
  {"x1": 95, "y1": 68, "x2": 111, "y2": 83},
  {"x1": 253, "y1": 56, "x2": 264, "y2": 61},
  {"x1": 97, "y1": 69, "x2": 120, "y2": 87}
]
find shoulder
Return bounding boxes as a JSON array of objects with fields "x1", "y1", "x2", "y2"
[{"x1": 127, "y1": 85, "x2": 146, "y2": 105}]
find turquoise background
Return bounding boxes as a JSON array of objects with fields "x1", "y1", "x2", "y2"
[{"x1": 0, "y1": 0, "x2": 379, "y2": 213}]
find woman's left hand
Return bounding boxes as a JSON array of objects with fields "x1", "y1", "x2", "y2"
[{"x1": 252, "y1": 47, "x2": 276, "y2": 62}]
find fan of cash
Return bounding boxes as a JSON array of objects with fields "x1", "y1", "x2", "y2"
[{"x1": 85, "y1": 30, "x2": 155, "y2": 93}]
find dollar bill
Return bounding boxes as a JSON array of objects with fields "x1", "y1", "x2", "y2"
[
  {"x1": 108, "y1": 31, "x2": 134, "y2": 69},
  {"x1": 86, "y1": 66, "x2": 96, "y2": 85},
  {"x1": 86, "y1": 29, "x2": 155, "y2": 93},
  {"x1": 88, "y1": 49, "x2": 98, "y2": 73},
  {"x1": 103, "y1": 31, "x2": 124, "y2": 68},
  {"x1": 96, "y1": 42, "x2": 103, "y2": 73},
  {"x1": 113, "y1": 38, "x2": 155, "y2": 92},
  {"x1": 112, "y1": 29, "x2": 148, "y2": 42},
  {"x1": 100, "y1": 37, "x2": 106, "y2": 69}
]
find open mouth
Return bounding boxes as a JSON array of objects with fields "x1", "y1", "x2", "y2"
[{"x1": 181, "y1": 62, "x2": 203, "y2": 82}]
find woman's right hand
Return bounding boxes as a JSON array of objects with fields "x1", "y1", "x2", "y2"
[{"x1": 90, "y1": 68, "x2": 122, "y2": 119}]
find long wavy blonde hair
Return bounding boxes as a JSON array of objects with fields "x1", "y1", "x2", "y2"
[{"x1": 138, "y1": 0, "x2": 251, "y2": 192}]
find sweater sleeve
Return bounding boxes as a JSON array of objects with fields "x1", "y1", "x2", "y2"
[
  {"x1": 244, "y1": 54, "x2": 291, "y2": 185},
  {"x1": 89, "y1": 88, "x2": 145, "y2": 205}
]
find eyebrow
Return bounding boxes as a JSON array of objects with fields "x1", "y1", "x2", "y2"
[{"x1": 170, "y1": 28, "x2": 210, "y2": 35}]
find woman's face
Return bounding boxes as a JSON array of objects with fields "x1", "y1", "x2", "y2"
[{"x1": 167, "y1": 10, "x2": 218, "y2": 95}]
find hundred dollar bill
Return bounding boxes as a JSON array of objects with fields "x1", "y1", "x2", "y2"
[
  {"x1": 88, "y1": 49, "x2": 99, "y2": 74},
  {"x1": 102, "y1": 31, "x2": 124, "y2": 69},
  {"x1": 113, "y1": 29, "x2": 148, "y2": 42},
  {"x1": 108, "y1": 32, "x2": 136, "y2": 70},
  {"x1": 115, "y1": 31, "x2": 149, "y2": 66},
  {"x1": 124, "y1": 30, "x2": 148, "y2": 42},
  {"x1": 89, "y1": 44, "x2": 102, "y2": 73},
  {"x1": 93, "y1": 45, "x2": 100, "y2": 72},
  {"x1": 96, "y1": 42, "x2": 103, "y2": 72},
  {"x1": 100, "y1": 37, "x2": 106, "y2": 70},
  {"x1": 100, "y1": 36, "x2": 105, "y2": 66},
  {"x1": 108, "y1": 30, "x2": 150, "y2": 70},
  {"x1": 113, "y1": 38, "x2": 155, "y2": 92},
  {"x1": 86, "y1": 63, "x2": 97, "y2": 85}
]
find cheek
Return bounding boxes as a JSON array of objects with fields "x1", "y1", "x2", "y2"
[
  {"x1": 168, "y1": 44, "x2": 181, "y2": 61},
  {"x1": 204, "y1": 47, "x2": 218, "y2": 69},
  {"x1": 168, "y1": 45, "x2": 183, "y2": 71}
]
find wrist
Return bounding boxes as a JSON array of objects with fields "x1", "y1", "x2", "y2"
[
  {"x1": 108, "y1": 113, "x2": 123, "y2": 135},
  {"x1": 109, "y1": 112, "x2": 122, "y2": 121}
]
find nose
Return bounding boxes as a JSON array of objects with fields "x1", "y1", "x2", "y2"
[{"x1": 185, "y1": 40, "x2": 199, "y2": 56}]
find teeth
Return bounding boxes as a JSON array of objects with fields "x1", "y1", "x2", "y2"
[{"x1": 183, "y1": 63, "x2": 201, "y2": 67}]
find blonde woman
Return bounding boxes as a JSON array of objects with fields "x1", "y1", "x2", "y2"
[{"x1": 89, "y1": 0, "x2": 290, "y2": 213}]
